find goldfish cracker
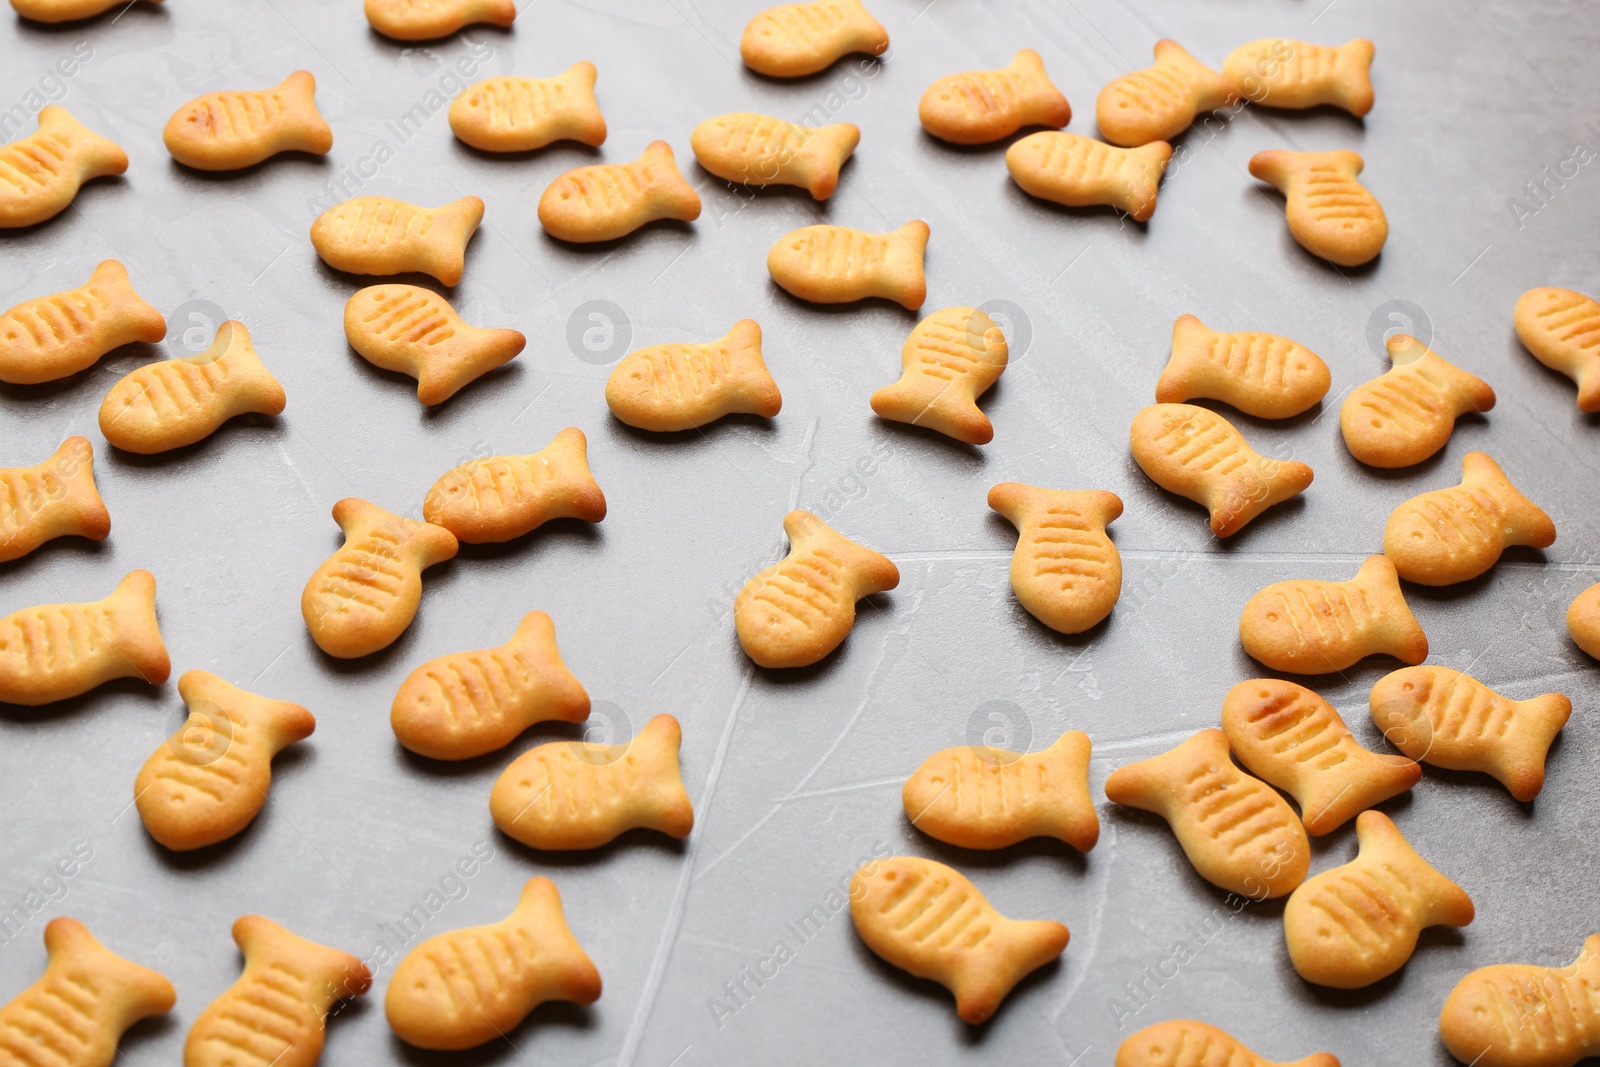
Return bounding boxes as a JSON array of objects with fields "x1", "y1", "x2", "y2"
[
  {"x1": 1239, "y1": 555, "x2": 1428, "y2": 674},
  {"x1": 740, "y1": 0, "x2": 888, "y2": 78},
  {"x1": 0, "y1": 107, "x2": 126, "y2": 228},
  {"x1": 310, "y1": 195, "x2": 482, "y2": 286},
  {"x1": 163, "y1": 71, "x2": 332, "y2": 171},
  {"x1": 1570, "y1": 583, "x2": 1600, "y2": 659},
  {"x1": 691, "y1": 113, "x2": 858, "y2": 199},
  {"x1": 344, "y1": 285, "x2": 523, "y2": 405},
  {"x1": 1225, "y1": 38, "x2": 1375, "y2": 115},
  {"x1": 734, "y1": 510, "x2": 898, "y2": 668},
  {"x1": 1513, "y1": 286, "x2": 1600, "y2": 412},
  {"x1": 1249, "y1": 149, "x2": 1387, "y2": 267},
  {"x1": 0, "y1": 436, "x2": 110, "y2": 564},
  {"x1": 1097, "y1": 41, "x2": 1236, "y2": 147},
  {"x1": 11, "y1": 0, "x2": 162, "y2": 20},
  {"x1": 766, "y1": 220, "x2": 928, "y2": 309},
  {"x1": 1440, "y1": 934, "x2": 1600, "y2": 1067},
  {"x1": 850, "y1": 857, "x2": 1068, "y2": 1024},
  {"x1": 0, "y1": 569, "x2": 169, "y2": 705},
  {"x1": 987, "y1": 483, "x2": 1122, "y2": 635},
  {"x1": 1383, "y1": 452, "x2": 1555, "y2": 585},
  {"x1": 918, "y1": 49, "x2": 1072, "y2": 145},
  {"x1": 0, "y1": 260, "x2": 165, "y2": 385},
  {"x1": 1340, "y1": 336, "x2": 1495, "y2": 468},
  {"x1": 604, "y1": 320, "x2": 781, "y2": 432},
  {"x1": 424, "y1": 427, "x2": 605, "y2": 543},
  {"x1": 365, "y1": 0, "x2": 515, "y2": 40},
  {"x1": 450, "y1": 62, "x2": 607, "y2": 153},
  {"x1": 871, "y1": 307, "x2": 1007, "y2": 444},
  {"x1": 538, "y1": 141, "x2": 701, "y2": 242},
  {"x1": 1156, "y1": 314, "x2": 1330, "y2": 419},
  {"x1": 1116, "y1": 1020, "x2": 1340, "y2": 1067},
  {"x1": 1006, "y1": 132, "x2": 1171, "y2": 222}
]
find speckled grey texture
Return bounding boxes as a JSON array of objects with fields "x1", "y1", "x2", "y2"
[{"x1": 1, "y1": 0, "x2": 1597, "y2": 1064}]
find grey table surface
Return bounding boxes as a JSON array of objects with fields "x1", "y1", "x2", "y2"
[{"x1": 3, "y1": 0, "x2": 1599, "y2": 1064}]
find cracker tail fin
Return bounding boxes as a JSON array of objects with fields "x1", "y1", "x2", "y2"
[
  {"x1": 544, "y1": 426, "x2": 608, "y2": 523},
  {"x1": 213, "y1": 322, "x2": 288, "y2": 416},
  {"x1": 279, "y1": 70, "x2": 334, "y2": 154},
  {"x1": 1010, "y1": 48, "x2": 1072, "y2": 128},
  {"x1": 44, "y1": 917, "x2": 177, "y2": 1023},
  {"x1": 1336, "y1": 39, "x2": 1377, "y2": 116},
  {"x1": 885, "y1": 221, "x2": 930, "y2": 309},
  {"x1": 1155, "y1": 313, "x2": 1216, "y2": 403},
  {"x1": 559, "y1": 61, "x2": 607, "y2": 146},
  {"x1": 509, "y1": 878, "x2": 603, "y2": 1004},
  {"x1": 54, "y1": 435, "x2": 112, "y2": 541},
  {"x1": 103, "y1": 569, "x2": 170, "y2": 685},
  {"x1": 426, "y1": 196, "x2": 485, "y2": 286},
  {"x1": 640, "y1": 141, "x2": 702, "y2": 221},
  {"x1": 1461, "y1": 452, "x2": 1556, "y2": 548},
  {"x1": 638, "y1": 714, "x2": 695, "y2": 838},
  {"x1": 952, "y1": 918, "x2": 1068, "y2": 1024},
  {"x1": 1500, "y1": 692, "x2": 1571, "y2": 802},
  {"x1": 796, "y1": 122, "x2": 859, "y2": 199},
  {"x1": 1354, "y1": 554, "x2": 1429, "y2": 664},
  {"x1": 507, "y1": 610, "x2": 590, "y2": 723},
  {"x1": 1039, "y1": 729, "x2": 1098, "y2": 851},
  {"x1": 90, "y1": 259, "x2": 168, "y2": 342},
  {"x1": 40, "y1": 106, "x2": 128, "y2": 177}
]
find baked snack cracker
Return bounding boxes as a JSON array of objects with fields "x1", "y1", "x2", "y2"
[
  {"x1": 1340, "y1": 336, "x2": 1495, "y2": 468},
  {"x1": 538, "y1": 141, "x2": 701, "y2": 243},
  {"x1": 1104, "y1": 729, "x2": 1309, "y2": 898},
  {"x1": 901, "y1": 727, "x2": 1097, "y2": 851},
  {"x1": 1116, "y1": 1020, "x2": 1340, "y2": 1066},
  {"x1": 1370, "y1": 666, "x2": 1570, "y2": 802},
  {"x1": 184, "y1": 915, "x2": 369, "y2": 1067},
  {"x1": 0, "y1": 569, "x2": 169, "y2": 705},
  {"x1": 849, "y1": 856, "x2": 1068, "y2": 1024},
  {"x1": 1440, "y1": 934, "x2": 1600, "y2": 1067},
  {"x1": 1156, "y1": 314, "x2": 1330, "y2": 419},
  {"x1": 164, "y1": 71, "x2": 332, "y2": 171},
  {"x1": 870, "y1": 306, "x2": 1007, "y2": 444},
  {"x1": 1130, "y1": 403, "x2": 1313, "y2": 537},
  {"x1": 136, "y1": 670, "x2": 315, "y2": 851},
  {"x1": 0, "y1": 436, "x2": 110, "y2": 564},
  {"x1": 1224, "y1": 39, "x2": 1376, "y2": 115},
  {"x1": 1383, "y1": 451, "x2": 1555, "y2": 586},
  {"x1": 99, "y1": 320, "x2": 286, "y2": 454},
  {"x1": 691, "y1": 113, "x2": 858, "y2": 199},
  {"x1": 390, "y1": 610, "x2": 589, "y2": 760},
  {"x1": 385, "y1": 878, "x2": 600, "y2": 1051},
  {"x1": 604, "y1": 319, "x2": 782, "y2": 431},
  {"x1": 740, "y1": 0, "x2": 888, "y2": 78},
  {"x1": 424, "y1": 426, "x2": 605, "y2": 543},
  {"x1": 1513, "y1": 286, "x2": 1600, "y2": 412},
  {"x1": 1239, "y1": 554, "x2": 1428, "y2": 674},
  {"x1": 918, "y1": 49, "x2": 1072, "y2": 145},
  {"x1": 0, "y1": 918, "x2": 174, "y2": 1067},
  {"x1": 0, "y1": 106, "x2": 126, "y2": 229},
  {"x1": 450, "y1": 62, "x2": 607, "y2": 153},
  {"x1": 1249, "y1": 149, "x2": 1387, "y2": 267},
  {"x1": 767, "y1": 220, "x2": 928, "y2": 309},
  {"x1": 311, "y1": 195, "x2": 482, "y2": 286},
  {"x1": 0, "y1": 260, "x2": 165, "y2": 385},
  {"x1": 1097, "y1": 41, "x2": 1236, "y2": 147},
  {"x1": 364, "y1": 0, "x2": 514, "y2": 41},
  {"x1": 301, "y1": 498, "x2": 458, "y2": 659},
  {"x1": 344, "y1": 284, "x2": 522, "y2": 405},
  {"x1": 1284, "y1": 810, "x2": 1472, "y2": 989},
  {"x1": 1007, "y1": 132, "x2": 1171, "y2": 222},
  {"x1": 11, "y1": 0, "x2": 161, "y2": 20},
  {"x1": 491, "y1": 713, "x2": 693, "y2": 849},
  {"x1": 988, "y1": 483, "x2": 1122, "y2": 635},
  {"x1": 1570, "y1": 583, "x2": 1600, "y2": 660},
  {"x1": 734, "y1": 510, "x2": 898, "y2": 668},
  {"x1": 1222, "y1": 679, "x2": 1420, "y2": 836}
]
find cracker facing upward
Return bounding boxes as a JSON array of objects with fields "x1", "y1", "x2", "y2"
[
  {"x1": 988, "y1": 483, "x2": 1122, "y2": 635},
  {"x1": 491, "y1": 713, "x2": 694, "y2": 849},
  {"x1": 424, "y1": 426, "x2": 606, "y2": 543},
  {"x1": 1007, "y1": 132, "x2": 1172, "y2": 222},
  {"x1": 691, "y1": 113, "x2": 858, "y2": 199},
  {"x1": 301, "y1": 498, "x2": 459, "y2": 659},
  {"x1": 767, "y1": 220, "x2": 928, "y2": 309},
  {"x1": 902, "y1": 728, "x2": 1098, "y2": 851},
  {"x1": 850, "y1": 857, "x2": 1069, "y2": 1024},
  {"x1": 1250, "y1": 149, "x2": 1387, "y2": 267},
  {"x1": 99, "y1": 320, "x2": 287, "y2": 454},
  {"x1": 1116, "y1": 1019, "x2": 1341, "y2": 1067},
  {"x1": 1239, "y1": 554, "x2": 1428, "y2": 675},
  {"x1": 740, "y1": 0, "x2": 888, "y2": 78},
  {"x1": 734, "y1": 510, "x2": 898, "y2": 668},
  {"x1": 344, "y1": 285, "x2": 523, "y2": 405},
  {"x1": 1130, "y1": 403, "x2": 1313, "y2": 537},
  {"x1": 311, "y1": 195, "x2": 483, "y2": 286},
  {"x1": 0, "y1": 436, "x2": 110, "y2": 564},
  {"x1": 364, "y1": 0, "x2": 515, "y2": 40},
  {"x1": 1370, "y1": 666, "x2": 1570, "y2": 802},
  {"x1": 1104, "y1": 729, "x2": 1309, "y2": 898},
  {"x1": 1383, "y1": 451, "x2": 1555, "y2": 586},
  {"x1": 1570, "y1": 583, "x2": 1600, "y2": 660},
  {"x1": 450, "y1": 62, "x2": 607, "y2": 153},
  {"x1": 604, "y1": 319, "x2": 782, "y2": 432},
  {"x1": 11, "y1": 0, "x2": 161, "y2": 20},
  {"x1": 164, "y1": 70, "x2": 332, "y2": 171},
  {"x1": 1225, "y1": 38, "x2": 1376, "y2": 116},
  {"x1": 0, "y1": 569, "x2": 169, "y2": 706},
  {"x1": 1157, "y1": 314, "x2": 1330, "y2": 419},
  {"x1": 184, "y1": 916, "x2": 370, "y2": 1067},
  {"x1": 0, "y1": 106, "x2": 126, "y2": 229},
  {"x1": 1440, "y1": 934, "x2": 1600, "y2": 1067},
  {"x1": 1097, "y1": 40, "x2": 1236, "y2": 147},
  {"x1": 0, "y1": 260, "x2": 165, "y2": 385},
  {"x1": 1514, "y1": 286, "x2": 1600, "y2": 412},
  {"x1": 538, "y1": 141, "x2": 701, "y2": 242},
  {"x1": 871, "y1": 306, "x2": 1007, "y2": 444},
  {"x1": 385, "y1": 878, "x2": 601, "y2": 1051},
  {"x1": 1286, "y1": 811, "x2": 1473, "y2": 989},
  {"x1": 0, "y1": 918, "x2": 174, "y2": 1067},
  {"x1": 1340, "y1": 336, "x2": 1495, "y2": 468},
  {"x1": 390, "y1": 610, "x2": 590, "y2": 760},
  {"x1": 919, "y1": 49, "x2": 1072, "y2": 145},
  {"x1": 135, "y1": 671, "x2": 316, "y2": 851}
]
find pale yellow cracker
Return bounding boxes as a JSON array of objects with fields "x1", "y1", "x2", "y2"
[
  {"x1": 871, "y1": 306, "x2": 1007, "y2": 444},
  {"x1": 1239, "y1": 554, "x2": 1428, "y2": 674},
  {"x1": 365, "y1": 0, "x2": 515, "y2": 41},
  {"x1": 1097, "y1": 40, "x2": 1236, "y2": 147},
  {"x1": 1250, "y1": 149, "x2": 1387, "y2": 267},
  {"x1": 734, "y1": 510, "x2": 898, "y2": 668},
  {"x1": 1116, "y1": 1019, "x2": 1340, "y2": 1067},
  {"x1": 919, "y1": 49, "x2": 1072, "y2": 145},
  {"x1": 1340, "y1": 335, "x2": 1495, "y2": 468},
  {"x1": 344, "y1": 284, "x2": 523, "y2": 405},
  {"x1": 987, "y1": 483, "x2": 1122, "y2": 635},
  {"x1": 386, "y1": 878, "x2": 600, "y2": 1051},
  {"x1": 0, "y1": 106, "x2": 126, "y2": 229},
  {"x1": 424, "y1": 426, "x2": 606, "y2": 543},
  {"x1": 1225, "y1": 38, "x2": 1375, "y2": 115},
  {"x1": 1440, "y1": 934, "x2": 1600, "y2": 1067},
  {"x1": 1383, "y1": 451, "x2": 1555, "y2": 586},
  {"x1": 0, "y1": 260, "x2": 165, "y2": 385},
  {"x1": 1156, "y1": 314, "x2": 1330, "y2": 419},
  {"x1": 164, "y1": 70, "x2": 332, "y2": 171},
  {"x1": 767, "y1": 220, "x2": 928, "y2": 309},
  {"x1": 450, "y1": 62, "x2": 607, "y2": 153},
  {"x1": 1514, "y1": 286, "x2": 1600, "y2": 412},
  {"x1": 1006, "y1": 132, "x2": 1171, "y2": 222},
  {"x1": 136, "y1": 671, "x2": 315, "y2": 851},
  {"x1": 691, "y1": 113, "x2": 858, "y2": 199},
  {"x1": 740, "y1": 0, "x2": 888, "y2": 78},
  {"x1": 310, "y1": 195, "x2": 483, "y2": 286},
  {"x1": 0, "y1": 569, "x2": 169, "y2": 706},
  {"x1": 0, "y1": 436, "x2": 110, "y2": 564},
  {"x1": 538, "y1": 140, "x2": 701, "y2": 242},
  {"x1": 604, "y1": 319, "x2": 781, "y2": 432},
  {"x1": 850, "y1": 856, "x2": 1068, "y2": 1024}
]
